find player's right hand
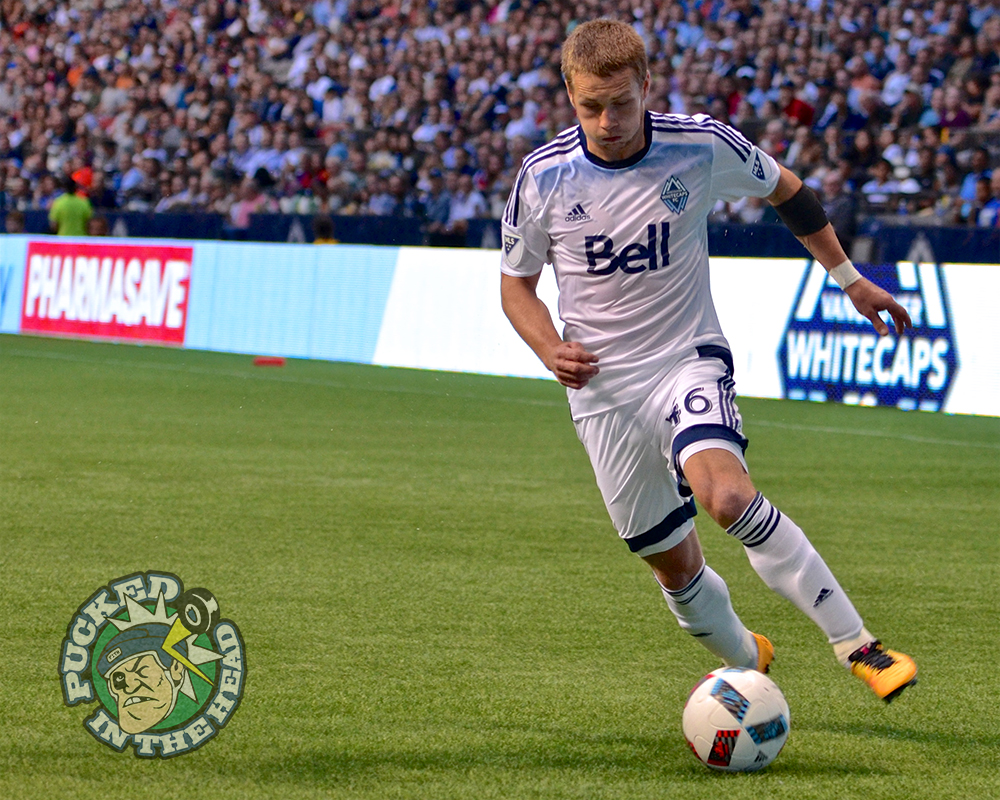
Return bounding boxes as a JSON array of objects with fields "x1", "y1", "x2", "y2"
[{"x1": 546, "y1": 341, "x2": 599, "y2": 389}]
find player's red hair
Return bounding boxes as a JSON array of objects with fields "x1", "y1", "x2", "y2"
[{"x1": 561, "y1": 19, "x2": 648, "y2": 91}]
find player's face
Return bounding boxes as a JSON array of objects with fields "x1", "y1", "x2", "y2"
[
  {"x1": 107, "y1": 653, "x2": 184, "y2": 734},
  {"x1": 568, "y1": 68, "x2": 649, "y2": 163}
]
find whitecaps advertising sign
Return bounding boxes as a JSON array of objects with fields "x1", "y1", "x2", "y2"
[{"x1": 778, "y1": 261, "x2": 958, "y2": 412}]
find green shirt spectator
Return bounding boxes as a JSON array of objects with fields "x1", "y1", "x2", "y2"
[{"x1": 49, "y1": 176, "x2": 93, "y2": 236}]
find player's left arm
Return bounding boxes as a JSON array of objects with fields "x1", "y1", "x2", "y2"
[{"x1": 767, "y1": 164, "x2": 911, "y2": 336}]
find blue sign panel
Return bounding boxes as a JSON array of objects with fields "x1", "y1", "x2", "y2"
[{"x1": 778, "y1": 262, "x2": 958, "y2": 412}]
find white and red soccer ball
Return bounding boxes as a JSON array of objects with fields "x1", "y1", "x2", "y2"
[{"x1": 682, "y1": 667, "x2": 790, "y2": 772}]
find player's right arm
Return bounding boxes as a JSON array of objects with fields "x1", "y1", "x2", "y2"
[
  {"x1": 500, "y1": 272, "x2": 599, "y2": 389},
  {"x1": 500, "y1": 154, "x2": 599, "y2": 389}
]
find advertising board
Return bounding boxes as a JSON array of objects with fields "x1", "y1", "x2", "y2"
[
  {"x1": 19, "y1": 240, "x2": 192, "y2": 345},
  {"x1": 1, "y1": 236, "x2": 997, "y2": 417}
]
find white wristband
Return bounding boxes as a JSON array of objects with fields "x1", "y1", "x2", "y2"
[{"x1": 828, "y1": 260, "x2": 862, "y2": 290}]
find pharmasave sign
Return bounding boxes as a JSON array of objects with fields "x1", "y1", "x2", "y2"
[
  {"x1": 21, "y1": 241, "x2": 192, "y2": 344},
  {"x1": 779, "y1": 260, "x2": 958, "y2": 412},
  {"x1": 60, "y1": 572, "x2": 246, "y2": 758}
]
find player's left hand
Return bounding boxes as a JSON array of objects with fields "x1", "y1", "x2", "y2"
[{"x1": 845, "y1": 277, "x2": 911, "y2": 336}]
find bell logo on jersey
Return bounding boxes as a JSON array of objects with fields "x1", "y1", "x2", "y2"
[
  {"x1": 585, "y1": 222, "x2": 670, "y2": 276},
  {"x1": 660, "y1": 176, "x2": 689, "y2": 214}
]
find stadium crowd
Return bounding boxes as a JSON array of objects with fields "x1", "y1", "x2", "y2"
[{"x1": 0, "y1": 0, "x2": 998, "y2": 242}]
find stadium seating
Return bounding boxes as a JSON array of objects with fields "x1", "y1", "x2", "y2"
[{"x1": 0, "y1": 0, "x2": 996, "y2": 237}]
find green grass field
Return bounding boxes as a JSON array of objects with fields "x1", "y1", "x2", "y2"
[{"x1": 2, "y1": 333, "x2": 998, "y2": 800}]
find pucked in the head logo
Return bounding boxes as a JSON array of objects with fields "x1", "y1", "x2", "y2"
[{"x1": 60, "y1": 572, "x2": 246, "y2": 758}]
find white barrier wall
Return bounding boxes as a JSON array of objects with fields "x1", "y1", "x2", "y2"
[{"x1": 1, "y1": 235, "x2": 997, "y2": 417}]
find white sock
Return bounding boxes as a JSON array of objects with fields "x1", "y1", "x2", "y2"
[
  {"x1": 832, "y1": 627, "x2": 877, "y2": 668},
  {"x1": 728, "y1": 492, "x2": 864, "y2": 647},
  {"x1": 659, "y1": 564, "x2": 758, "y2": 668}
]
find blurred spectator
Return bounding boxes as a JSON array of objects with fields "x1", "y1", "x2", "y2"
[
  {"x1": 5, "y1": 209, "x2": 25, "y2": 234},
  {"x1": 977, "y1": 172, "x2": 1000, "y2": 227},
  {"x1": 940, "y1": 85, "x2": 974, "y2": 129},
  {"x1": 727, "y1": 195, "x2": 768, "y2": 225},
  {"x1": 910, "y1": 146, "x2": 939, "y2": 193},
  {"x1": 155, "y1": 175, "x2": 191, "y2": 213},
  {"x1": 959, "y1": 176, "x2": 993, "y2": 225},
  {"x1": 860, "y1": 159, "x2": 904, "y2": 214},
  {"x1": 89, "y1": 172, "x2": 119, "y2": 211},
  {"x1": 504, "y1": 100, "x2": 541, "y2": 142},
  {"x1": 933, "y1": 154, "x2": 966, "y2": 223},
  {"x1": 890, "y1": 86, "x2": 926, "y2": 130},
  {"x1": 312, "y1": 215, "x2": 338, "y2": 243},
  {"x1": 445, "y1": 172, "x2": 488, "y2": 236},
  {"x1": 422, "y1": 169, "x2": 454, "y2": 247},
  {"x1": 88, "y1": 215, "x2": 110, "y2": 237},
  {"x1": 778, "y1": 82, "x2": 815, "y2": 128},
  {"x1": 959, "y1": 147, "x2": 993, "y2": 201},
  {"x1": 367, "y1": 172, "x2": 424, "y2": 218},
  {"x1": 0, "y1": 0, "x2": 994, "y2": 233},
  {"x1": 226, "y1": 174, "x2": 278, "y2": 238},
  {"x1": 35, "y1": 174, "x2": 60, "y2": 210},
  {"x1": 386, "y1": 173, "x2": 425, "y2": 219},
  {"x1": 49, "y1": 174, "x2": 92, "y2": 236},
  {"x1": 844, "y1": 130, "x2": 880, "y2": 186},
  {"x1": 820, "y1": 171, "x2": 858, "y2": 255}
]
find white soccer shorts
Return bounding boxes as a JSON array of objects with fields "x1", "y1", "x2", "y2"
[{"x1": 574, "y1": 346, "x2": 748, "y2": 557}]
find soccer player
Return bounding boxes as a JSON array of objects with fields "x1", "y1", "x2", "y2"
[{"x1": 499, "y1": 19, "x2": 917, "y2": 702}]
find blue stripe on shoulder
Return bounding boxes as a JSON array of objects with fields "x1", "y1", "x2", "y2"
[
  {"x1": 650, "y1": 114, "x2": 751, "y2": 163},
  {"x1": 505, "y1": 129, "x2": 581, "y2": 226}
]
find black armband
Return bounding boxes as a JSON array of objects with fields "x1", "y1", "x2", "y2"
[{"x1": 773, "y1": 184, "x2": 829, "y2": 237}]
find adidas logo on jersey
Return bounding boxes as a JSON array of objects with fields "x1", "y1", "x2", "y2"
[{"x1": 565, "y1": 203, "x2": 591, "y2": 223}]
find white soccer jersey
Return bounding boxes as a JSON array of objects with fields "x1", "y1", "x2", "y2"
[{"x1": 501, "y1": 111, "x2": 781, "y2": 418}]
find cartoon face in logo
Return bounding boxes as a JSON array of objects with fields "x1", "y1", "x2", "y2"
[
  {"x1": 103, "y1": 632, "x2": 186, "y2": 733},
  {"x1": 60, "y1": 573, "x2": 246, "y2": 758}
]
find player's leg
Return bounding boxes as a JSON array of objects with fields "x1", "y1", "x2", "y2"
[
  {"x1": 682, "y1": 447, "x2": 866, "y2": 646},
  {"x1": 662, "y1": 349, "x2": 915, "y2": 700},
  {"x1": 681, "y1": 441, "x2": 917, "y2": 701},
  {"x1": 574, "y1": 406, "x2": 765, "y2": 671},
  {"x1": 641, "y1": 531, "x2": 771, "y2": 671}
]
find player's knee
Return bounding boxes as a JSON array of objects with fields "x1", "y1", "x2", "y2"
[{"x1": 698, "y1": 483, "x2": 755, "y2": 529}]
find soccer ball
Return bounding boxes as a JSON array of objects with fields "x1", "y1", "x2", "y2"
[{"x1": 682, "y1": 667, "x2": 790, "y2": 772}]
